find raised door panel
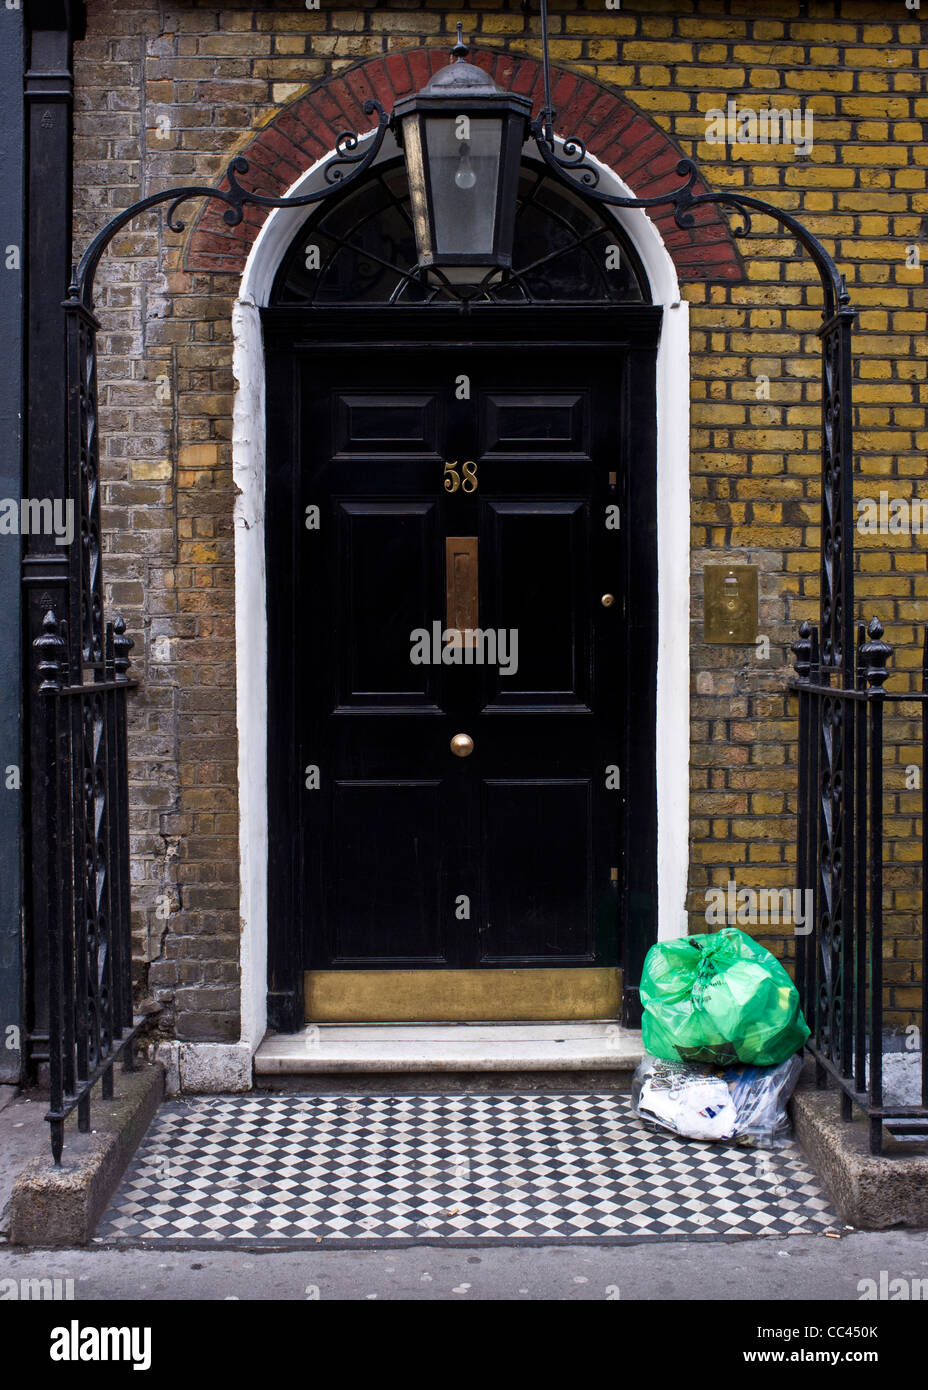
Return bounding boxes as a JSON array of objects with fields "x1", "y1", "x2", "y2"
[
  {"x1": 333, "y1": 392, "x2": 441, "y2": 460},
  {"x1": 480, "y1": 391, "x2": 590, "y2": 460},
  {"x1": 334, "y1": 500, "x2": 441, "y2": 710},
  {"x1": 481, "y1": 500, "x2": 591, "y2": 711},
  {"x1": 480, "y1": 779, "x2": 594, "y2": 962},
  {"x1": 330, "y1": 779, "x2": 449, "y2": 964}
]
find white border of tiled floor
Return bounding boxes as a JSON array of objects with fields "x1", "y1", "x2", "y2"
[{"x1": 97, "y1": 1094, "x2": 834, "y2": 1247}]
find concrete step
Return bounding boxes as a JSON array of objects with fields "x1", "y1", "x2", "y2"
[{"x1": 254, "y1": 1022, "x2": 643, "y2": 1079}]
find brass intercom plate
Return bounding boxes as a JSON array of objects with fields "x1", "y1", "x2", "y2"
[{"x1": 704, "y1": 564, "x2": 758, "y2": 643}]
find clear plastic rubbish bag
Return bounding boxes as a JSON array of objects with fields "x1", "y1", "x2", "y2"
[{"x1": 631, "y1": 1051, "x2": 803, "y2": 1147}]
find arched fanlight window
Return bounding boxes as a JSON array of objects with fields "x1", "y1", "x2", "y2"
[{"x1": 271, "y1": 158, "x2": 650, "y2": 306}]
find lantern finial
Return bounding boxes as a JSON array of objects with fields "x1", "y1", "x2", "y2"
[{"x1": 451, "y1": 21, "x2": 469, "y2": 61}]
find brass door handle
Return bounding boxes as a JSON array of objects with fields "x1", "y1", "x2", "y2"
[
  {"x1": 450, "y1": 733, "x2": 474, "y2": 758},
  {"x1": 601, "y1": 593, "x2": 615, "y2": 608}
]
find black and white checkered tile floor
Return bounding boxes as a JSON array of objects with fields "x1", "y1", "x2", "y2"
[{"x1": 97, "y1": 1093, "x2": 834, "y2": 1246}]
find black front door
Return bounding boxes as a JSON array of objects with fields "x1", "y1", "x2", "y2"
[{"x1": 265, "y1": 309, "x2": 660, "y2": 1026}]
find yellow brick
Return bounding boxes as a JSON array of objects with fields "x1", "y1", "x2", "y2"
[
  {"x1": 678, "y1": 19, "x2": 748, "y2": 39},
  {"x1": 178, "y1": 443, "x2": 220, "y2": 469},
  {"x1": 544, "y1": 40, "x2": 583, "y2": 59},
  {"x1": 893, "y1": 313, "x2": 928, "y2": 331},
  {"x1": 638, "y1": 65, "x2": 671, "y2": 86},
  {"x1": 132, "y1": 461, "x2": 173, "y2": 482},
  {"x1": 855, "y1": 385, "x2": 916, "y2": 403},
  {"x1": 676, "y1": 66, "x2": 746, "y2": 88},
  {"x1": 697, "y1": 45, "x2": 729, "y2": 63},
  {"x1": 635, "y1": 92, "x2": 691, "y2": 112},
  {"x1": 844, "y1": 47, "x2": 914, "y2": 69},
  {"x1": 733, "y1": 45, "x2": 805, "y2": 64},
  {"x1": 893, "y1": 122, "x2": 925, "y2": 142},
  {"x1": 583, "y1": 41, "x2": 619, "y2": 61},
  {"x1": 558, "y1": 14, "x2": 638, "y2": 35},
  {"x1": 478, "y1": 13, "x2": 526, "y2": 33},
  {"x1": 591, "y1": 67, "x2": 635, "y2": 87},
  {"x1": 182, "y1": 543, "x2": 220, "y2": 564},
  {"x1": 747, "y1": 842, "x2": 784, "y2": 863},
  {"x1": 748, "y1": 69, "x2": 781, "y2": 88},
  {"x1": 624, "y1": 42, "x2": 693, "y2": 63},
  {"x1": 786, "y1": 70, "x2": 854, "y2": 92},
  {"x1": 857, "y1": 121, "x2": 890, "y2": 142},
  {"x1": 845, "y1": 145, "x2": 910, "y2": 166},
  {"x1": 794, "y1": 22, "x2": 860, "y2": 42},
  {"x1": 858, "y1": 72, "x2": 891, "y2": 93}
]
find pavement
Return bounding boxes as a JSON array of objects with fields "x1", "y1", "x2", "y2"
[
  {"x1": 0, "y1": 1087, "x2": 50, "y2": 1238},
  {"x1": 0, "y1": 1227, "x2": 927, "y2": 1300},
  {"x1": 2, "y1": 1072, "x2": 925, "y2": 1306}
]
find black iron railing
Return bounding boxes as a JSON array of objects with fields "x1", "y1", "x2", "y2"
[
  {"x1": 792, "y1": 618, "x2": 928, "y2": 1153},
  {"x1": 34, "y1": 609, "x2": 144, "y2": 1163}
]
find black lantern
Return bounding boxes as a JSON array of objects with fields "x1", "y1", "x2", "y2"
[{"x1": 394, "y1": 26, "x2": 532, "y2": 285}]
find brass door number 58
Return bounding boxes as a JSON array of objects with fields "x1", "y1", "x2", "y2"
[{"x1": 443, "y1": 460, "x2": 478, "y2": 494}]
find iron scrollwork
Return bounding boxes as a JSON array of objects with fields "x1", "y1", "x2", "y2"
[
  {"x1": 530, "y1": 123, "x2": 855, "y2": 682},
  {"x1": 72, "y1": 99, "x2": 392, "y2": 312},
  {"x1": 65, "y1": 98, "x2": 391, "y2": 672}
]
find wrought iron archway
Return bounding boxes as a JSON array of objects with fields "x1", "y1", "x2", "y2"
[{"x1": 36, "y1": 44, "x2": 865, "y2": 1160}]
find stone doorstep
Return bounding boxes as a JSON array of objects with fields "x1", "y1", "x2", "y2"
[
  {"x1": 7, "y1": 1063, "x2": 164, "y2": 1249},
  {"x1": 791, "y1": 1077, "x2": 928, "y2": 1232},
  {"x1": 253, "y1": 1022, "x2": 645, "y2": 1078}
]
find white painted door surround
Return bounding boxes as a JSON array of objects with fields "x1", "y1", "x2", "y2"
[{"x1": 152, "y1": 131, "x2": 691, "y2": 1093}]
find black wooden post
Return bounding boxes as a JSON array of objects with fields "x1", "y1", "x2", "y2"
[
  {"x1": 21, "y1": 2, "x2": 84, "y2": 1076},
  {"x1": 0, "y1": 0, "x2": 25, "y2": 1088}
]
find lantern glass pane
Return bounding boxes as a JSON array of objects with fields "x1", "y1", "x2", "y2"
[{"x1": 424, "y1": 117, "x2": 502, "y2": 256}]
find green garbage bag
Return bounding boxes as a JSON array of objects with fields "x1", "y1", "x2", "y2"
[{"x1": 640, "y1": 927, "x2": 810, "y2": 1067}]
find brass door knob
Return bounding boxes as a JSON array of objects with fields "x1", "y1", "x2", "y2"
[
  {"x1": 450, "y1": 733, "x2": 474, "y2": 758},
  {"x1": 601, "y1": 593, "x2": 616, "y2": 608}
]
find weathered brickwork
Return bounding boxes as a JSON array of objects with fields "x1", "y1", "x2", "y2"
[{"x1": 72, "y1": 0, "x2": 927, "y2": 1040}]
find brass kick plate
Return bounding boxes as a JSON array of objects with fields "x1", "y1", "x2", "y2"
[
  {"x1": 704, "y1": 564, "x2": 758, "y2": 643},
  {"x1": 304, "y1": 968, "x2": 622, "y2": 1022},
  {"x1": 446, "y1": 536, "x2": 478, "y2": 645}
]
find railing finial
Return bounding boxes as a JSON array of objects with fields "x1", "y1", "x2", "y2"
[
  {"x1": 34, "y1": 609, "x2": 66, "y2": 692},
  {"x1": 113, "y1": 615, "x2": 134, "y2": 682},
  {"x1": 791, "y1": 620, "x2": 812, "y2": 680},
  {"x1": 861, "y1": 616, "x2": 892, "y2": 691}
]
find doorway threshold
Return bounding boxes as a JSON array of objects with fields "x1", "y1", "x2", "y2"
[{"x1": 254, "y1": 1022, "x2": 643, "y2": 1075}]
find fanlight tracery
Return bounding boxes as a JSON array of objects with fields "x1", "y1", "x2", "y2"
[{"x1": 271, "y1": 159, "x2": 650, "y2": 307}]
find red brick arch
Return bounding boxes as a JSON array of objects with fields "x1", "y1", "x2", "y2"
[{"x1": 185, "y1": 46, "x2": 742, "y2": 284}]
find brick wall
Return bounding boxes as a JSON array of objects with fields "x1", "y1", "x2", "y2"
[{"x1": 73, "y1": 0, "x2": 927, "y2": 1039}]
